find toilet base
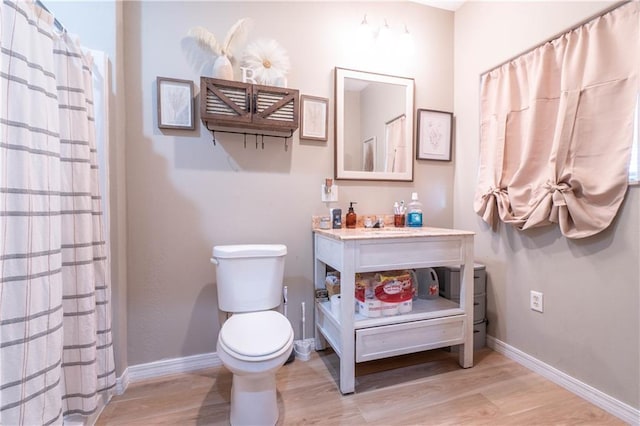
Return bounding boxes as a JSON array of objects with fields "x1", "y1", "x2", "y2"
[{"x1": 230, "y1": 372, "x2": 278, "y2": 426}]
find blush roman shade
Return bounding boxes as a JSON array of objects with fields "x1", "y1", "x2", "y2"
[{"x1": 474, "y1": 1, "x2": 640, "y2": 239}]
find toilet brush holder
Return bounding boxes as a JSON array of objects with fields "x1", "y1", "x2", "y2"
[
  {"x1": 294, "y1": 302, "x2": 312, "y2": 361},
  {"x1": 294, "y1": 339, "x2": 313, "y2": 361}
]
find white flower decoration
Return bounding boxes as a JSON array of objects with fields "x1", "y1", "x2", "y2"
[{"x1": 242, "y1": 39, "x2": 290, "y2": 85}]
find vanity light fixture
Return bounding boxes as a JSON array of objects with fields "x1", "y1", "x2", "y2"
[{"x1": 355, "y1": 14, "x2": 414, "y2": 55}]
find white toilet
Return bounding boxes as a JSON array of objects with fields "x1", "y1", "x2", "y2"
[{"x1": 211, "y1": 244, "x2": 294, "y2": 426}]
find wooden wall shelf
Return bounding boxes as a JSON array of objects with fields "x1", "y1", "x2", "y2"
[{"x1": 200, "y1": 77, "x2": 299, "y2": 136}]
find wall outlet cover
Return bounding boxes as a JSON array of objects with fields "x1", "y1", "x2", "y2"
[
  {"x1": 321, "y1": 184, "x2": 338, "y2": 202},
  {"x1": 530, "y1": 290, "x2": 543, "y2": 313}
]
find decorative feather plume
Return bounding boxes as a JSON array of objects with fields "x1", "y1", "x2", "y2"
[
  {"x1": 221, "y1": 18, "x2": 252, "y2": 60},
  {"x1": 187, "y1": 18, "x2": 252, "y2": 61},
  {"x1": 187, "y1": 26, "x2": 222, "y2": 56}
]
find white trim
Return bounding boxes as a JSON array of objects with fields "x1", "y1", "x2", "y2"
[
  {"x1": 115, "y1": 367, "x2": 130, "y2": 396},
  {"x1": 487, "y1": 336, "x2": 640, "y2": 425},
  {"x1": 114, "y1": 352, "x2": 222, "y2": 395}
]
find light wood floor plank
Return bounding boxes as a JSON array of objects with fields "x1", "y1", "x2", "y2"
[{"x1": 97, "y1": 348, "x2": 624, "y2": 425}]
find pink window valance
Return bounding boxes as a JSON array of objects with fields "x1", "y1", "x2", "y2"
[{"x1": 475, "y1": 1, "x2": 640, "y2": 239}]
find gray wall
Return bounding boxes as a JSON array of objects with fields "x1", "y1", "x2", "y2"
[
  {"x1": 453, "y1": 1, "x2": 640, "y2": 409},
  {"x1": 122, "y1": 1, "x2": 455, "y2": 366},
  {"x1": 47, "y1": 0, "x2": 638, "y2": 411}
]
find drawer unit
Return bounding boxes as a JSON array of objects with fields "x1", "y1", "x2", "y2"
[
  {"x1": 472, "y1": 319, "x2": 487, "y2": 349},
  {"x1": 452, "y1": 294, "x2": 486, "y2": 322},
  {"x1": 355, "y1": 315, "x2": 465, "y2": 362},
  {"x1": 449, "y1": 319, "x2": 487, "y2": 351},
  {"x1": 356, "y1": 237, "x2": 465, "y2": 272},
  {"x1": 436, "y1": 263, "x2": 486, "y2": 298}
]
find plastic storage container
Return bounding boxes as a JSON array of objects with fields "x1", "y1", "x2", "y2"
[
  {"x1": 435, "y1": 263, "x2": 486, "y2": 298},
  {"x1": 406, "y1": 192, "x2": 423, "y2": 227},
  {"x1": 415, "y1": 268, "x2": 439, "y2": 299}
]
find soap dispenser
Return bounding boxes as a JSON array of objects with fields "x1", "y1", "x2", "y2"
[{"x1": 346, "y1": 202, "x2": 357, "y2": 229}]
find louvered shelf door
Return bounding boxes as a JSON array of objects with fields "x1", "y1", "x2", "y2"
[
  {"x1": 200, "y1": 77, "x2": 299, "y2": 134},
  {"x1": 251, "y1": 84, "x2": 299, "y2": 132},
  {"x1": 200, "y1": 78, "x2": 252, "y2": 126}
]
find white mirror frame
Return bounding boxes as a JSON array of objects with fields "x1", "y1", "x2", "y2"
[{"x1": 335, "y1": 67, "x2": 415, "y2": 181}]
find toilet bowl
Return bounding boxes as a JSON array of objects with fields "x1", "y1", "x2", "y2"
[
  {"x1": 217, "y1": 311, "x2": 294, "y2": 426},
  {"x1": 211, "y1": 244, "x2": 293, "y2": 426}
]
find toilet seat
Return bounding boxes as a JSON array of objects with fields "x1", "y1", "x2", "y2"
[{"x1": 219, "y1": 311, "x2": 293, "y2": 362}]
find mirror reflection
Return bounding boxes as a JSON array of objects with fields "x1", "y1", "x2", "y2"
[{"x1": 335, "y1": 68, "x2": 414, "y2": 181}]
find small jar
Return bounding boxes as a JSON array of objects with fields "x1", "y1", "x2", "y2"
[
  {"x1": 394, "y1": 214, "x2": 405, "y2": 227},
  {"x1": 319, "y1": 217, "x2": 331, "y2": 229}
]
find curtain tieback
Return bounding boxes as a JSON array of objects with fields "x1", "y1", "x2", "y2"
[
  {"x1": 484, "y1": 186, "x2": 506, "y2": 198},
  {"x1": 545, "y1": 181, "x2": 571, "y2": 206}
]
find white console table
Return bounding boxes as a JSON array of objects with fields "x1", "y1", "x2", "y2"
[{"x1": 313, "y1": 227, "x2": 475, "y2": 394}]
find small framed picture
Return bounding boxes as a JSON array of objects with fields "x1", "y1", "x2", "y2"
[
  {"x1": 417, "y1": 109, "x2": 453, "y2": 161},
  {"x1": 157, "y1": 77, "x2": 195, "y2": 130},
  {"x1": 300, "y1": 95, "x2": 328, "y2": 141}
]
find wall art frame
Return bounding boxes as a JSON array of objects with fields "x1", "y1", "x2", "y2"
[
  {"x1": 417, "y1": 108, "x2": 453, "y2": 161},
  {"x1": 157, "y1": 77, "x2": 195, "y2": 130},
  {"x1": 300, "y1": 95, "x2": 328, "y2": 141}
]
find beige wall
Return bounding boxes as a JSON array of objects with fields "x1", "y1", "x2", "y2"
[
  {"x1": 453, "y1": 1, "x2": 640, "y2": 409},
  {"x1": 48, "y1": 0, "x2": 639, "y2": 411},
  {"x1": 122, "y1": 1, "x2": 455, "y2": 365}
]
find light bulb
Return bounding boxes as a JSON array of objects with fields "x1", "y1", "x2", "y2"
[
  {"x1": 377, "y1": 19, "x2": 394, "y2": 52},
  {"x1": 356, "y1": 14, "x2": 375, "y2": 52},
  {"x1": 399, "y1": 24, "x2": 414, "y2": 57}
]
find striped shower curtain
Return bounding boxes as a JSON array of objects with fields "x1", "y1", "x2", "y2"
[
  {"x1": 0, "y1": 1, "x2": 115, "y2": 424},
  {"x1": 384, "y1": 115, "x2": 406, "y2": 173}
]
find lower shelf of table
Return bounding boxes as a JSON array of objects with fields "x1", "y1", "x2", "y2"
[{"x1": 315, "y1": 298, "x2": 468, "y2": 363}]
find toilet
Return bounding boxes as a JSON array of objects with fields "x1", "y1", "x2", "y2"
[{"x1": 211, "y1": 244, "x2": 294, "y2": 426}]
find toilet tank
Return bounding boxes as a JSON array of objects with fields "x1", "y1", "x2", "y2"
[{"x1": 212, "y1": 244, "x2": 287, "y2": 313}]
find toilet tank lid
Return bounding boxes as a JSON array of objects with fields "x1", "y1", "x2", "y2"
[{"x1": 213, "y1": 244, "x2": 287, "y2": 258}]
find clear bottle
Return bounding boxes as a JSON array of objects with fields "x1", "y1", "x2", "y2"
[{"x1": 406, "y1": 192, "x2": 423, "y2": 227}]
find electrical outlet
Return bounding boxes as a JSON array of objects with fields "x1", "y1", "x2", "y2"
[
  {"x1": 530, "y1": 290, "x2": 543, "y2": 313},
  {"x1": 321, "y1": 184, "x2": 338, "y2": 202}
]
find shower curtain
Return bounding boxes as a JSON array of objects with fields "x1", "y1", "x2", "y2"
[
  {"x1": 0, "y1": 1, "x2": 115, "y2": 425},
  {"x1": 384, "y1": 115, "x2": 406, "y2": 173}
]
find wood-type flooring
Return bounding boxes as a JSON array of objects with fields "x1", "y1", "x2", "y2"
[{"x1": 97, "y1": 348, "x2": 625, "y2": 425}]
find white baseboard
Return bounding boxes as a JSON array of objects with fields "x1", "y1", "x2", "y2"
[
  {"x1": 487, "y1": 335, "x2": 640, "y2": 425},
  {"x1": 115, "y1": 352, "x2": 222, "y2": 395},
  {"x1": 115, "y1": 368, "x2": 129, "y2": 395}
]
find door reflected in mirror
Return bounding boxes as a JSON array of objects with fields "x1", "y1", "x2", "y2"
[{"x1": 335, "y1": 68, "x2": 414, "y2": 181}]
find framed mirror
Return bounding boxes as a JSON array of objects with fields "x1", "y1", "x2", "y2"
[{"x1": 335, "y1": 67, "x2": 415, "y2": 181}]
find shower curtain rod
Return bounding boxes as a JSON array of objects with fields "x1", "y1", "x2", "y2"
[
  {"x1": 480, "y1": 0, "x2": 630, "y2": 76},
  {"x1": 35, "y1": 0, "x2": 65, "y2": 32}
]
